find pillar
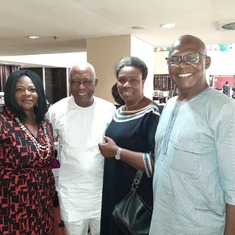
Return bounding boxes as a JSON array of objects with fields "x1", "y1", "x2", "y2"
[{"x1": 86, "y1": 35, "x2": 154, "y2": 102}]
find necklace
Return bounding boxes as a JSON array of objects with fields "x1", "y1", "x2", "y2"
[
  {"x1": 15, "y1": 117, "x2": 51, "y2": 160},
  {"x1": 124, "y1": 95, "x2": 144, "y2": 111}
]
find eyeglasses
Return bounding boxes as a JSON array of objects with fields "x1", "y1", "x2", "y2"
[{"x1": 166, "y1": 52, "x2": 207, "y2": 67}]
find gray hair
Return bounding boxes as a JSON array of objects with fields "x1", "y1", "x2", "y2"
[{"x1": 69, "y1": 62, "x2": 96, "y2": 80}]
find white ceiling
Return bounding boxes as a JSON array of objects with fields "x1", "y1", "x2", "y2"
[{"x1": 0, "y1": 0, "x2": 235, "y2": 56}]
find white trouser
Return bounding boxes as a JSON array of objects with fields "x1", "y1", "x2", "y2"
[{"x1": 63, "y1": 217, "x2": 100, "y2": 235}]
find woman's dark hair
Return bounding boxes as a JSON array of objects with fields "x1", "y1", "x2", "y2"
[
  {"x1": 4, "y1": 70, "x2": 47, "y2": 123},
  {"x1": 115, "y1": 56, "x2": 148, "y2": 81}
]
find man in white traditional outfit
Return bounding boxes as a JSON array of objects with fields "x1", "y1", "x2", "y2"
[{"x1": 47, "y1": 62, "x2": 116, "y2": 235}]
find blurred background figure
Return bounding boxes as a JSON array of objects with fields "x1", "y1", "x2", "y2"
[
  {"x1": 111, "y1": 82, "x2": 125, "y2": 108},
  {"x1": 223, "y1": 81, "x2": 231, "y2": 97},
  {"x1": 0, "y1": 92, "x2": 5, "y2": 112}
]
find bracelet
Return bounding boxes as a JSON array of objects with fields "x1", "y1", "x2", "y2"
[{"x1": 143, "y1": 153, "x2": 153, "y2": 177}]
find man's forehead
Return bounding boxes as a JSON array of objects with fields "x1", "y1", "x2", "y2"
[
  {"x1": 171, "y1": 36, "x2": 204, "y2": 52},
  {"x1": 71, "y1": 75, "x2": 93, "y2": 81},
  {"x1": 72, "y1": 69, "x2": 93, "y2": 78},
  {"x1": 170, "y1": 43, "x2": 202, "y2": 56}
]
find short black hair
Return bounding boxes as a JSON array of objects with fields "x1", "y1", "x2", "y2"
[
  {"x1": 115, "y1": 56, "x2": 148, "y2": 81},
  {"x1": 4, "y1": 70, "x2": 47, "y2": 123}
]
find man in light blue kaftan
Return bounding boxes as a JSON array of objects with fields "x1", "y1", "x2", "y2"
[{"x1": 150, "y1": 35, "x2": 235, "y2": 235}]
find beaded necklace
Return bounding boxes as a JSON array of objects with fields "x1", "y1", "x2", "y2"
[{"x1": 15, "y1": 117, "x2": 51, "y2": 160}]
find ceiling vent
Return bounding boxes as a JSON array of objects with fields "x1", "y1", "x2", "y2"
[{"x1": 218, "y1": 20, "x2": 235, "y2": 31}]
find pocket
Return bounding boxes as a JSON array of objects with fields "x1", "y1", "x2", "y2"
[{"x1": 171, "y1": 139, "x2": 209, "y2": 177}]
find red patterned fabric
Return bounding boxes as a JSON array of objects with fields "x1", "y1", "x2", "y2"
[{"x1": 0, "y1": 109, "x2": 55, "y2": 235}]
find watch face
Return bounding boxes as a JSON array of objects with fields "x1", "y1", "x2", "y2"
[
  {"x1": 115, "y1": 154, "x2": 121, "y2": 160},
  {"x1": 115, "y1": 147, "x2": 122, "y2": 160}
]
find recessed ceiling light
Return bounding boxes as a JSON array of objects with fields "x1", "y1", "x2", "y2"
[
  {"x1": 221, "y1": 22, "x2": 235, "y2": 30},
  {"x1": 160, "y1": 23, "x2": 176, "y2": 29},
  {"x1": 131, "y1": 26, "x2": 146, "y2": 30},
  {"x1": 218, "y1": 20, "x2": 235, "y2": 31},
  {"x1": 27, "y1": 35, "x2": 40, "y2": 39}
]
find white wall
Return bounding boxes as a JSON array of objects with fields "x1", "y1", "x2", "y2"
[
  {"x1": 154, "y1": 51, "x2": 168, "y2": 74},
  {"x1": 130, "y1": 36, "x2": 154, "y2": 99},
  {"x1": 207, "y1": 50, "x2": 235, "y2": 76}
]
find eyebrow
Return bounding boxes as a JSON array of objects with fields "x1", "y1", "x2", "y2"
[{"x1": 71, "y1": 77, "x2": 93, "y2": 80}]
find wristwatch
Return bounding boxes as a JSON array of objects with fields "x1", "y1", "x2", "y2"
[{"x1": 115, "y1": 147, "x2": 122, "y2": 160}]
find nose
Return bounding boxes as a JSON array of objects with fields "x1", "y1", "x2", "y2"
[
  {"x1": 178, "y1": 58, "x2": 188, "y2": 67},
  {"x1": 123, "y1": 80, "x2": 131, "y2": 87},
  {"x1": 77, "y1": 82, "x2": 87, "y2": 90},
  {"x1": 23, "y1": 89, "x2": 31, "y2": 95}
]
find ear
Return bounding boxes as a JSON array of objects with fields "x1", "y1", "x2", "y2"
[
  {"x1": 205, "y1": 56, "x2": 211, "y2": 70},
  {"x1": 95, "y1": 78, "x2": 98, "y2": 86}
]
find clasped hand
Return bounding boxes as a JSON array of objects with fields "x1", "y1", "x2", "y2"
[{"x1": 98, "y1": 136, "x2": 118, "y2": 158}]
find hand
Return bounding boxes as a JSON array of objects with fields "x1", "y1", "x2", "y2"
[{"x1": 98, "y1": 136, "x2": 118, "y2": 158}]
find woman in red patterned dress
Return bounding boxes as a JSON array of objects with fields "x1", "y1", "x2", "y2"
[{"x1": 0, "y1": 70, "x2": 56, "y2": 235}]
